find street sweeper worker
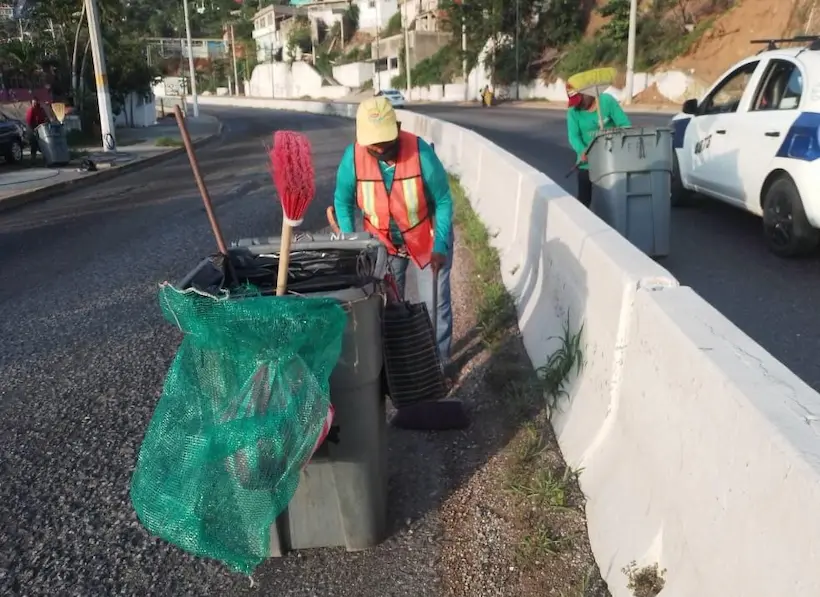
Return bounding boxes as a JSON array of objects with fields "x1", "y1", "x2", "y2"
[
  {"x1": 566, "y1": 82, "x2": 631, "y2": 208},
  {"x1": 333, "y1": 96, "x2": 455, "y2": 373}
]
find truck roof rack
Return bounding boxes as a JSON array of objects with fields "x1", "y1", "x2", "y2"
[{"x1": 750, "y1": 35, "x2": 820, "y2": 53}]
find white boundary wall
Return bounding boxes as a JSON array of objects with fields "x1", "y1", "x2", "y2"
[{"x1": 198, "y1": 95, "x2": 820, "y2": 596}]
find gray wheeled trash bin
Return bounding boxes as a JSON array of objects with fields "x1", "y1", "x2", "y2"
[
  {"x1": 36, "y1": 122, "x2": 71, "y2": 167},
  {"x1": 180, "y1": 233, "x2": 389, "y2": 556},
  {"x1": 587, "y1": 127, "x2": 673, "y2": 258}
]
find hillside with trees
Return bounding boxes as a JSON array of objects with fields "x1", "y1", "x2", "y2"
[{"x1": 386, "y1": 0, "x2": 817, "y2": 96}]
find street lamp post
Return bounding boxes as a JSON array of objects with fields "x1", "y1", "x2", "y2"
[
  {"x1": 182, "y1": 0, "x2": 200, "y2": 117},
  {"x1": 84, "y1": 0, "x2": 116, "y2": 152}
]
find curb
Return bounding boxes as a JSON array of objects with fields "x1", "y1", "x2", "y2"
[{"x1": 0, "y1": 120, "x2": 224, "y2": 215}]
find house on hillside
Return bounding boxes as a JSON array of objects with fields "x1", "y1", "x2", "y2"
[
  {"x1": 252, "y1": 0, "x2": 399, "y2": 63},
  {"x1": 401, "y1": 0, "x2": 446, "y2": 32},
  {"x1": 252, "y1": 4, "x2": 307, "y2": 62},
  {"x1": 372, "y1": 26, "x2": 451, "y2": 89},
  {"x1": 145, "y1": 38, "x2": 227, "y2": 61},
  {"x1": 297, "y1": 0, "x2": 397, "y2": 35},
  {"x1": 360, "y1": 0, "x2": 451, "y2": 90}
]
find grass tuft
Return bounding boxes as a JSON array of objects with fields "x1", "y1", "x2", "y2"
[
  {"x1": 623, "y1": 561, "x2": 667, "y2": 597},
  {"x1": 507, "y1": 466, "x2": 582, "y2": 510},
  {"x1": 517, "y1": 524, "x2": 583, "y2": 560},
  {"x1": 155, "y1": 136, "x2": 183, "y2": 148},
  {"x1": 536, "y1": 315, "x2": 585, "y2": 418}
]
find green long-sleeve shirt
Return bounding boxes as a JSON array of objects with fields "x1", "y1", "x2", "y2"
[
  {"x1": 333, "y1": 137, "x2": 454, "y2": 255},
  {"x1": 567, "y1": 93, "x2": 632, "y2": 170}
]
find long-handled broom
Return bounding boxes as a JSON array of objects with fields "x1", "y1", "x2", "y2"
[
  {"x1": 268, "y1": 130, "x2": 316, "y2": 296},
  {"x1": 173, "y1": 105, "x2": 237, "y2": 286}
]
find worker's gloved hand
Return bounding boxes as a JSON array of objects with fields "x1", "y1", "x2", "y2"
[{"x1": 430, "y1": 252, "x2": 446, "y2": 273}]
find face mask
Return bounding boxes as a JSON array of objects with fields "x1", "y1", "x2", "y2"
[{"x1": 368, "y1": 139, "x2": 399, "y2": 162}]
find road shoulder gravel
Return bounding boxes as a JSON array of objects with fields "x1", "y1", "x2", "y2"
[{"x1": 434, "y1": 176, "x2": 612, "y2": 597}]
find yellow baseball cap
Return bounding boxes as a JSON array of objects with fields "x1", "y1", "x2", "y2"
[{"x1": 356, "y1": 96, "x2": 398, "y2": 146}]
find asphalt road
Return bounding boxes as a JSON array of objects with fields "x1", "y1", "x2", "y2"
[
  {"x1": 412, "y1": 103, "x2": 820, "y2": 393},
  {"x1": 0, "y1": 107, "x2": 445, "y2": 596}
]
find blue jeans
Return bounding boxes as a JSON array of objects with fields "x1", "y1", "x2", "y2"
[{"x1": 389, "y1": 248, "x2": 453, "y2": 367}]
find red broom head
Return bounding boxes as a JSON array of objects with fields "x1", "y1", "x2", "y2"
[{"x1": 269, "y1": 130, "x2": 315, "y2": 226}]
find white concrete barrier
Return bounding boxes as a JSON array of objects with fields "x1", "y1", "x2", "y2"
[{"x1": 196, "y1": 95, "x2": 820, "y2": 597}]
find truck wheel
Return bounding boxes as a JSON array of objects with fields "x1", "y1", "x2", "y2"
[
  {"x1": 5, "y1": 139, "x2": 23, "y2": 163},
  {"x1": 762, "y1": 175, "x2": 819, "y2": 258}
]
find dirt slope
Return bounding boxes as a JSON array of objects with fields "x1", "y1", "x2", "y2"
[{"x1": 669, "y1": 0, "x2": 814, "y2": 81}]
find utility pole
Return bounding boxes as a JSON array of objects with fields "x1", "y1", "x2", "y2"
[
  {"x1": 461, "y1": 20, "x2": 467, "y2": 101},
  {"x1": 270, "y1": 46, "x2": 284, "y2": 98},
  {"x1": 375, "y1": 1, "x2": 382, "y2": 92},
  {"x1": 183, "y1": 0, "x2": 200, "y2": 117},
  {"x1": 84, "y1": 0, "x2": 116, "y2": 152},
  {"x1": 230, "y1": 23, "x2": 240, "y2": 95},
  {"x1": 514, "y1": 0, "x2": 519, "y2": 100},
  {"x1": 402, "y1": 0, "x2": 412, "y2": 95},
  {"x1": 624, "y1": 0, "x2": 638, "y2": 105}
]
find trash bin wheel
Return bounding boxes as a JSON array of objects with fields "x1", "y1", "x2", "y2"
[
  {"x1": 5, "y1": 138, "x2": 23, "y2": 163},
  {"x1": 762, "y1": 174, "x2": 819, "y2": 258}
]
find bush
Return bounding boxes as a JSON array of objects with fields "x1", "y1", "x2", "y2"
[
  {"x1": 381, "y1": 12, "x2": 402, "y2": 38},
  {"x1": 338, "y1": 45, "x2": 370, "y2": 65},
  {"x1": 554, "y1": 36, "x2": 621, "y2": 80},
  {"x1": 392, "y1": 44, "x2": 460, "y2": 89},
  {"x1": 554, "y1": 1, "x2": 715, "y2": 79}
]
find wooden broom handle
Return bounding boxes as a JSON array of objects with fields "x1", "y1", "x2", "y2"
[{"x1": 276, "y1": 220, "x2": 294, "y2": 296}]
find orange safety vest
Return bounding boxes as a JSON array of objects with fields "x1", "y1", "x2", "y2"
[{"x1": 354, "y1": 130, "x2": 434, "y2": 268}]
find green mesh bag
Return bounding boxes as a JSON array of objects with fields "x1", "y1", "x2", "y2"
[{"x1": 130, "y1": 283, "x2": 348, "y2": 574}]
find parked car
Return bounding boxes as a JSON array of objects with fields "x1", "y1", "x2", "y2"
[
  {"x1": 0, "y1": 110, "x2": 27, "y2": 164},
  {"x1": 671, "y1": 35, "x2": 820, "y2": 257},
  {"x1": 375, "y1": 89, "x2": 407, "y2": 108}
]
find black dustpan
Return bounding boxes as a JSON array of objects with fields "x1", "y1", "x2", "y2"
[{"x1": 384, "y1": 267, "x2": 469, "y2": 431}]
